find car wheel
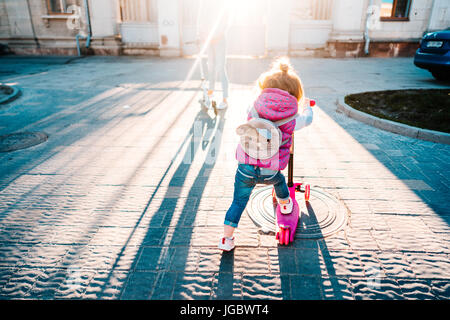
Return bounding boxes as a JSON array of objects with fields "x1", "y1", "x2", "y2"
[{"x1": 431, "y1": 70, "x2": 450, "y2": 81}]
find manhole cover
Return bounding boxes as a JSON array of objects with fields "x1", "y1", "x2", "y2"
[
  {"x1": 0, "y1": 132, "x2": 48, "y2": 152},
  {"x1": 247, "y1": 185, "x2": 348, "y2": 239}
]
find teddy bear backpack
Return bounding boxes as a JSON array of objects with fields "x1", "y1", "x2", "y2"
[{"x1": 236, "y1": 107, "x2": 297, "y2": 160}]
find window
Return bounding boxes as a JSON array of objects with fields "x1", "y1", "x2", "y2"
[
  {"x1": 46, "y1": 0, "x2": 78, "y2": 15},
  {"x1": 119, "y1": 0, "x2": 158, "y2": 23},
  {"x1": 380, "y1": 0, "x2": 412, "y2": 20}
]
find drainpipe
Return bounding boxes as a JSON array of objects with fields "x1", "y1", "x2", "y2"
[
  {"x1": 25, "y1": 0, "x2": 40, "y2": 49},
  {"x1": 426, "y1": 0, "x2": 436, "y2": 33},
  {"x1": 364, "y1": 0, "x2": 374, "y2": 55},
  {"x1": 76, "y1": 0, "x2": 92, "y2": 56}
]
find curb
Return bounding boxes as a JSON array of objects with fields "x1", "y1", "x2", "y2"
[
  {"x1": 336, "y1": 97, "x2": 450, "y2": 145},
  {"x1": 0, "y1": 84, "x2": 21, "y2": 105}
]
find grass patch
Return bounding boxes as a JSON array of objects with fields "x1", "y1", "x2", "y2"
[{"x1": 345, "y1": 89, "x2": 450, "y2": 133}]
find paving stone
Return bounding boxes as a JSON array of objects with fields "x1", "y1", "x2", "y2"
[
  {"x1": 268, "y1": 248, "x2": 296, "y2": 274},
  {"x1": 401, "y1": 179, "x2": 434, "y2": 191},
  {"x1": 259, "y1": 233, "x2": 279, "y2": 247},
  {"x1": 294, "y1": 248, "x2": 328, "y2": 276},
  {"x1": 319, "y1": 231, "x2": 352, "y2": 251},
  {"x1": 28, "y1": 268, "x2": 67, "y2": 299},
  {"x1": 346, "y1": 229, "x2": 379, "y2": 250},
  {"x1": 357, "y1": 251, "x2": 385, "y2": 279},
  {"x1": 233, "y1": 248, "x2": 270, "y2": 274},
  {"x1": 53, "y1": 268, "x2": 96, "y2": 299},
  {"x1": 350, "y1": 278, "x2": 404, "y2": 300},
  {"x1": 0, "y1": 267, "x2": 40, "y2": 298},
  {"x1": 211, "y1": 271, "x2": 243, "y2": 299},
  {"x1": 292, "y1": 239, "x2": 320, "y2": 250},
  {"x1": 242, "y1": 274, "x2": 284, "y2": 300},
  {"x1": 290, "y1": 275, "x2": 322, "y2": 300},
  {"x1": 22, "y1": 244, "x2": 69, "y2": 268},
  {"x1": 377, "y1": 252, "x2": 415, "y2": 278},
  {"x1": 322, "y1": 250, "x2": 365, "y2": 277},
  {"x1": 1, "y1": 56, "x2": 449, "y2": 300},
  {"x1": 0, "y1": 245, "x2": 31, "y2": 268},
  {"x1": 430, "y1": 280, "x2": 450, "y2": 299},
  {"x1": 321, "y1": 277, "x2": 354, "y2": 300},
  {"x1": 172, "y1": 272, "x2": 213, "y2": 300},
  {"x1": 135, "y1": 246, "x2": 198, "y2": 273},
  {"x1": 421, "y1": 216, "x2": 450, "y2": 234},
  {"x1": 397, "y1": 279, "x2": 436, "y2": 300},
  {"x1": 121, "y1": 271, "x2": 157, "y2": 300},
  {"x1": 371, "y1": 231, "x2": 399, "y2": 251},
  {"x1": 79, "y1": 270, "x2": 126, "y2": 299},
  {"x1": 404, "y1": 253, "x2": 450, "y2": 279}
]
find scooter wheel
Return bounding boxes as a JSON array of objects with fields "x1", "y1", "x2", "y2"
[
  {"x1": 284, "y1": 228, "x2": 290, "y2": 245},
  {"x1": 279, "y1": 227, "x2": 288, "y2": 245},
  {"x1": 305, "y1": 184, "x2": 310, "y2": 202}
]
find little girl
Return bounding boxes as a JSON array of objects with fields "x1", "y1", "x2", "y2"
[{"x1": 219, "y1": 57, "x2": 314, "y2": 251}]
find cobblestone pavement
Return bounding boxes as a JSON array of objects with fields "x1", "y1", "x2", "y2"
[{"x1": 0, "y1": 56, "x2": 449, "y2": 299}]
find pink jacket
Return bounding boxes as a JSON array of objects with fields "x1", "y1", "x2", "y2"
[{"x1": 236, "y1": 88, "x2": 298, "y2": 171}]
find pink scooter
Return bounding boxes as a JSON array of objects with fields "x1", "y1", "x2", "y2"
[{"x1": 273, "y1": 98, "x2": 315, "y2": 245}]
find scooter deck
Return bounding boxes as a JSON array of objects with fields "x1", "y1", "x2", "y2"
[
  {"x1": 275, "y1": 184, "x2": 299, "y2": 245},
  {"x1": 274, "y1": 183, "x2": 310, "y2": 245}
]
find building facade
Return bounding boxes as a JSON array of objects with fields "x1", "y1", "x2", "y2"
[{"x1": 0, "y1": 0, "x2": 448, "y2": 57}]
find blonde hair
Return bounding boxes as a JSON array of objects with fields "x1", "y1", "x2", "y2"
[{"x1": 257, "y1": 57, "x2": 303, "y2": 101}]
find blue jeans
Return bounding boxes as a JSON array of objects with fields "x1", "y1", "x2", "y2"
[{"x1": 224, "y1": 164, "x2": 290, "y2": 228}]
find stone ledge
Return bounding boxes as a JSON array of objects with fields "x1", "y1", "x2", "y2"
[{"x1": 336, "y1": 97, "x2": 450, "y2": 145}]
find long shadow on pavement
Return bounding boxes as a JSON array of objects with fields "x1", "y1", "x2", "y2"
[
  {"x1": 121, "y1": 109, "x2": 226, "y2": 299},
  {"x1": 0, "y1": 83, "x2": 197, "y2": 298},
  {"x1": 279, "y1": 202, "x2": 350, "y2": 300}
]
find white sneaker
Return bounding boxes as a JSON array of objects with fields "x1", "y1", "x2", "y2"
[
  {"x1": 216, "y1": 101, "x2": 228, "y2": 110},
  {"x1": 278, "y1": 197, "x2": 293, "y2": 214},
  {"x1": 218, "y1": 237, "x2": 235, "y2": 251}
]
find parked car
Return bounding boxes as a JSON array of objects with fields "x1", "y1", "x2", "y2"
[{"x1": 414, "y1": 29, "x2": 450, "y2": 81}]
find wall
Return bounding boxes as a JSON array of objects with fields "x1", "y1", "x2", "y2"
[
  {"x1": 289, "y1": 0, "x2": 334, "y2": 53},
  {"x1": 1, "y1": 0, "x2": 448, "y2": 57},
  {"x1": 0, "y1": 0, "x2": 10, "y2": 38},
  {"x1": 1, "y1": 0, "x2": 122, "y2": 55},
  {"x1": 369, "y1": 0, "x2": 434, "y2": 40},
  {"x1": 90, "y1": 0, "x2": 118, "y2": 37},
  {"x1": 327, "y1": 0, "x2": 447, "y2": 57},
  {"x1": 428, "y1": 0, "x2": 450, "y2": 31},
  {"x1": 3, "y1": 0, "x2": 34, "y2": 37}
]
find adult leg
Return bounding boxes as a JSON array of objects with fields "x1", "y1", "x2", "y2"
[
  {"x1": 207, "y1": 41, "x2": 216, "y2": 94},
  {"x1": 215, "y1": 36, "x2": 229, "y2": 101}
]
